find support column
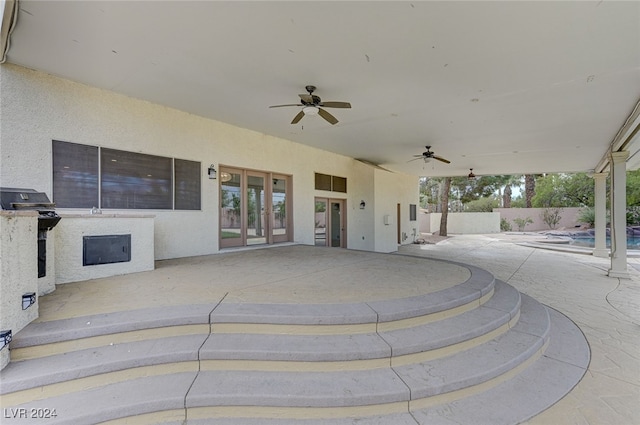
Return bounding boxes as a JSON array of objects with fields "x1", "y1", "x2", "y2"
[
  {"x1": 608, "y1": 151, "x2": 630, "y2": 279},
  {"x1": 592, "y1": 172, "x2": 609, "y2": 258}
]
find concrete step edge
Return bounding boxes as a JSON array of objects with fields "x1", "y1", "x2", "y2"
[{"x1": 11, "y1": 259, "x2": 495, "y2": 348}]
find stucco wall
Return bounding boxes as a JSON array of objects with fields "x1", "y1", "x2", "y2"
[
  {"x1": 54, "y1": 214, "x2": 155, "y2": 284},
  {"x1": 0, "y1": 212, "x2": 39, "y2": 369},
  {"x1": 0, "y1": 64, "x2": 419, "y2": 262},
  {"x1": 421, "y1": 212, "x2": 500, "y2": 234},
  {"x1": 374, "y1": 169, "x2": 420, "y2": 252},
  {"x1": 494, "y1": 207, "x2": 583, "y2": 231}
]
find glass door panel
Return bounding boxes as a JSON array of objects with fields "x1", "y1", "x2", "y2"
[
  {"x1": 330, "y1": 201, "x2": 342, "y2": 247},
  {"x1": 272, "y1": 176, "x2": 288, "y2": 243},
  {"x1": 246, "y1": 174, "x2": 266, "y2": 245},
  {"x1": 220, "y1": 168, "x2": 291, "y2": 249},
  {"x1": 220, "y1": 170, "x2": 243, "y2": 248},
  {"x1": 315, "y1": 199, "x2": 327, "y2": 246}
]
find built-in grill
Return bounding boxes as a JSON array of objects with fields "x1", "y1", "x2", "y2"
[{"x1": 0, "y1": 188, "x2": 61, "y2": 278}]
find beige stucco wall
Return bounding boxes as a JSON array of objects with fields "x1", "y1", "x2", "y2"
[
  {"x1": 494, "y1": 207, "x2": 583, "y2": 231},
  {"x1": 421, "y1": 212, "x2": 501, "y2": 234},
  {"x1": 54, "y1": 214, "x2": 155, "y2": 284},
  {"x1": 0, "y1": 212, "x2": 39, "y2": 369},
  {"x1": 374, "y1": 169, "x2": 420, "y2": 252},
  {"x1": 0, "y1": 64, "x2": 419, "y2": 263}
]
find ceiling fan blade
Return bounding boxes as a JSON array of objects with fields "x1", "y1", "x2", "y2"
[
  {"x1": 291, "y1": 110, "x2": 305, "y2": 124},
  {"x1": 433, "y1": 155, "x2": 451, "y2": 164},
  {"x1": 317, "y1": 108, "x2": 339, "y2": 125},
  {"x1": 269, "y1": 103, "x2": 302, "y2": 108},
  {"x1": 407, "y1": 157, "x2": 424, "y2": 163},
  {"x1": 412, "y1": 154, "x2": 424, "y2": 158},
  {"x1": 321, "y1": 101, "x2": 351, "y2": 109},
  {"x1": 298, "y1": 94, "x2": 313, "y2": 104}
]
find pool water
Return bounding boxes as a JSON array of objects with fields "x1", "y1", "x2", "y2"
[{"x1": 570, "y1": 237, "x2": 640, "y2": 250}]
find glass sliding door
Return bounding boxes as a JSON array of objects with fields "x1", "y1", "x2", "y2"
[
  {"x1": 246, "y1": 173, "x2": 266, "y2": 245},
  {"x1": 330, "y1": 201, "x2": 344, "y2": 247},
  {"x1": 220, "y1": 167, "x2": 291, "y2": 248},
  {"x1": 315, "y1": 199, "x2": 328, "y2": 246},
  {"x1": 220, "y1": 169, "x2": 243, "y2": 248},
  {"x1": 314, "y1": 198, "x2": 345, "y2": 248},
  {"x1": 272, "y1": 176, "x2": 290, "y2": 243}
]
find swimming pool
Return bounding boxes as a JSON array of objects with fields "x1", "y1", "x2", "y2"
[{"x1": 570, "y1": 236, "x2": 640, "y2": 250}]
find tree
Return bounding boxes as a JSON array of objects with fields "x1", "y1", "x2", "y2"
[
  {"x1": 532, "y1": 173, "x2": 593, "y2": 208},
  {"x1": 562, "y1": 173, "x2": 594, "y2": 206},
  {"x1": 525, "y1": 174, "x2": 536, "y2": 208},
  {"x1": 502, "y1": 175, "x2": 522, "y2": 208},
  {"x1": 465, "y1": 197, "x2": 500, "y2": 212},
  {"x1": 439, "y1": 177, "x2": 451, "y2": 236},
  {"x1": 419, "y1": 177, "x2": 443, "y2": 210},
  {"x1": 627, "y1": 169, "x2": 640, "y2": 206},
  {"x1": 532, "y1": 174, "x2": 565, "y2": 207}
]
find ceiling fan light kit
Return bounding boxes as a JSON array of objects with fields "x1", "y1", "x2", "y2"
[
  {"x1": 302, "y1": 106, "x2": 318, "y2": 116},
  {"x1": 409, "y1": 146, "x2": 451, "y2": 165},
  {"x1": 269, "y1": 85, "x2": 351, "y2": 125}
]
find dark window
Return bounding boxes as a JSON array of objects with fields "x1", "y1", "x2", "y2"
[
  {"x1": 332, "y1": 176, "x2": 347, "y2": 193},
  {"x1": 315, "y1": 172, "x2": 347, "y2": 193},
  {"x1": 410, "y1": 204, "x2": 417, "y2": 221},
  {"x1": 174, "y1": 159, "x2": 201, "y2": 210},
  {"x1": 52, "y1": 140, "x2": 99, "y2": 208},
  {"x1": 101, "y1": 148, "x2": 172, "y2": 209},
  {"x1": 315, "y1": 173, "x2": 332, "y2": 191}
]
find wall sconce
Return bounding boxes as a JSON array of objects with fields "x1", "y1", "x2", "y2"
[
  {"x1": 208, "y1": 164, "x2": 217, "y2": 179},
  {"x1": 22, "y1": 292, "x2": 36, "y2": 310},
  {"x1": 468, "y1": 168, "x2": 476, "y2": 180},
  {"x1": 360, "y1": 200, "x2": 366, "y2": 209},
  {"x1": 0, "y1": 330, "x2": 11, "y2": 351}
]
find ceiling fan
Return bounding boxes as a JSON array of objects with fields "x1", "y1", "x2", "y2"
[
  {"x1": 269, "y1": 85, "x2": 351, "y2": 125},
  {"x1": 409, "y1": 146, "x2": 451, "y2": 164}
]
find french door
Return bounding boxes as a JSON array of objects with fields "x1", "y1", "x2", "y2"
[
  {"x1": 314, "y1": 198, "x2": 346, "y2": 248},
  {"x1": 220, "y1": 167, "x2": 291, "y2": 248}
]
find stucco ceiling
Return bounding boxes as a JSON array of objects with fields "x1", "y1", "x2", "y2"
[{"x1": 3, "y1": 1, "x2": 640, "y2": 177}]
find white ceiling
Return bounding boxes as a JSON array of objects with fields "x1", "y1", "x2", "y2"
[{"x1": 4, "y1": 1, "x2": 640, "y2": 177}]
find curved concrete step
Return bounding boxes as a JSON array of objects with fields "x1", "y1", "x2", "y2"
[
  {"x1": 0, "y1": 288, "x2": 553, "y2": 425},
  {"x1": 0, "y1": 256, "x2": 590, "y2": 425},
  {"x1": 8, "y1": 260, "x2": 494, "y2": 349},
  {"x1": 0, "y1": 282, "x2": 518, "y2": 397},
  {"x1": 120, "y1": 307, "x2": 589, "y2": 425}
]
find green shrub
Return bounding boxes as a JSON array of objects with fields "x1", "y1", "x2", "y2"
[
  {"x1": 541, "y1": 207, "x2": 563, "y2": 229},
  {"x1": 512, "y1": 217, "x2": 533, "y2": 231},
  {"x1": 500, "y1": 217, "x2": 512, "y2": 232},
  {"x1": 465, "y1": 197, "x2": 499, "y2": 212},
  {"x1": 577, "y1": 207, "x2": 595, "y2": 228},
  {"x1": 628, "y1": 206, "x2": 640, "y2": 226}
]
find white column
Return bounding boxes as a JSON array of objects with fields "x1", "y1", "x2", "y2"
[
  {"x1": 608, "y1": 151, "x2": 630, "y2": 279},
  {"x1": 592, "y1": 172, "x2": 609, "y2": 258}
]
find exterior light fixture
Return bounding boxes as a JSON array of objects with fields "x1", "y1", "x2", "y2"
[
  {"x1": 22, "y1": 292, "x2": 36, "y2": 310},
  {"x1": 0, "y1": 330, "x2": 11, "y2": 351},
  {"x1": 360, "y1": 200, "x2": 366, "y2": 209},
  {"x1": 468, "y1": 168, "x2": 476, "y2": 180},
  {"x1": 208, "y1": 165, "x2": 217, "y2": 179},
  {"x1": 302, "y1": 106, "x2": 318, "y2": 116}
]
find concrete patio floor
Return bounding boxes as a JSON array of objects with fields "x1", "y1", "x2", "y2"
[
  {"x1": 399, "y1": 234, "x2": 640, "y2": 425},
  {"x1": 23, "y1": 233, "x2": 640, "y2": 424}
]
